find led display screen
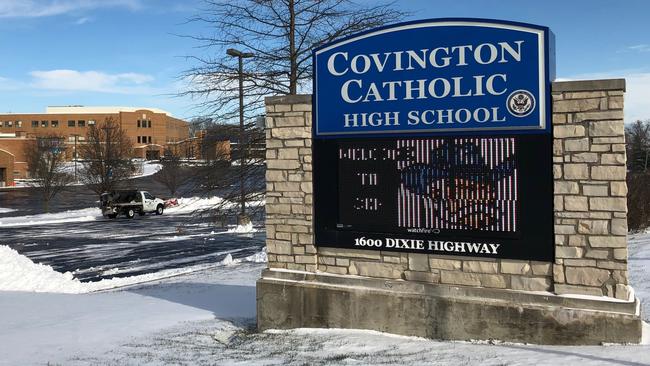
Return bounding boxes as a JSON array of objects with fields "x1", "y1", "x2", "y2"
[{"x1": 338, "y1": 137, "x2": 518, "y2": 234}]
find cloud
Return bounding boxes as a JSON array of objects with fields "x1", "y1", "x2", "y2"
[
  {"x1": 623, "y1": 72, "x2": 650, "y2": 122},
  {"x1": 74, "y1": 17, "x2": 92, "y2": 25},
  {"x1": 628, "y1": 44, "x2": 650, "y2": 52},
  {"x1": 29, "y1": 69, "x2": 156, "y2": 94},
  {"x1": 0, "y1": 0, "x2": 142, "y2": 18},
  {"x1": 560, "y1": 70, "x2": 650, "y2": 123},
  {"x1": 0, "y1": 75, "x2": 26, "y2": 91}
]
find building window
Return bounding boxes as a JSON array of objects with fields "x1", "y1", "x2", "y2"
[
  {"x1": 148, "y1": 120, "x2": 152, "y2": 128},
  {"x1": 0, "y1": 121, "x2": 3, "y2": 128},
  {"x1": 78, "y1": 120, "x2": 85, "y2": 127},
  {"x1": 137, "y1": 120, "x2": 141, "y2": 128},
  {"x1": 7, "y1": 121, "x2": 13, "y2": 128},
  {"x1": 51, "y1": 120, "x2": 59, "y2": 128},
  {"x1": 68, "y1": 120, "x2": 75, "y2": 127},
  {"x1": 41, "y1": 121, "x2": 49, "y2": 128},
  {"x1": 148, "y1": 136, "x2": 152, "y2": 143},
  {"x1": 137, "y1": 136, "x2": 141, "y2": 143},
  {"x1": 16, "y1": 121, "x2": 22, "y2": 128},
  {"x1": 32, "y1": 121, "x2": 39, "y2": 128},
  {"x1": 78, "y1": 136, "x2": 85, "y2": 142},
  {"x1": 88, "y1": 120, "x2": 95, "y2": 126}
]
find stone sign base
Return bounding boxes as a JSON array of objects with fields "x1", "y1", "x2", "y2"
[{"x1": 257, "y1": 269, "x2": 642, "y2": 345}]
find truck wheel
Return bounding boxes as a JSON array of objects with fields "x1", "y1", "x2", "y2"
[
  {"x1": 155, "y1": 204, "x2": 164, "y2": 215},
  {"x1": 126, "y1": 208, "x2": 136, "y2": 219}
]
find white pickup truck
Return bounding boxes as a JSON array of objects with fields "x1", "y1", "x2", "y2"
[{"x1": 100, "y1": 190, "x2": 166, "y2": 219}]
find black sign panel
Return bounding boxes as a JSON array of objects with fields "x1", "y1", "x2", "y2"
[{"x1": 313, "y1": 134, "x2": 553, "y2": 261}]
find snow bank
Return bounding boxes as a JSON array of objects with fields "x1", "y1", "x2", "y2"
[
  {"x1": 0, "y1": 245, "x2": 266, "y2": 294},
  {"x1": 0, "y1": 207, "x2": 101, "y2": 227},
  {"x1": 237, "y1": 248, "x2": 268, "y2": 263},
  {"x1": 0, "y1": 245, "x2": 87, "y2": 293},
  {"x1": 227, "y1": 222, "x2": 258, "y2": 233},
  {"x1": 220, "y1": 254, "x2": 236, "y2": 266},
  {"x1": 165, "y1": 196, "x2": 225, "y2": 214},
  {"x1": 140, "y1": 162, "x2": 162, "y2": 177},
  {"x1": 166, "y1": 196, "x2": 265, "y2": 215},
  {"x1": 0, "y1": 207, "x2": 16, "y2": 214}
]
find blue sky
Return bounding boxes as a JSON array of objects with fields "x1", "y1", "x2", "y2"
[{"x1": 0, "y1": 0, "x2": 648, "y2": 122}]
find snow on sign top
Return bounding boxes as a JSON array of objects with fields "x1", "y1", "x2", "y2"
[{"x1": 313, "y1": 18, "x2": 555, "y2": 137}]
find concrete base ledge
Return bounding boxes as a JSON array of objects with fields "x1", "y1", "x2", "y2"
[{"x1": 257, "y1": 269, "x2": 642, "y2": 345}]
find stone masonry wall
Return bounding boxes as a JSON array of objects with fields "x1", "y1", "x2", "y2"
[
  {"x1": 551, "y1": 79, "x2": 630, "y2": 300},
  {"x1": 265, "y1": 79, "x2": 630, "y2": 300},
  {"x1": 265, "y1": 95, "x2": 317, "y2": 272}
]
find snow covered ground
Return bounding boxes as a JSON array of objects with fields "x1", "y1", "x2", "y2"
[
  {"x1": 0, "y1": 196, "x2": 262, "y2": 228},
  {"x1": 0, "y1": 194, "x2": 265, "y2": 284},
  {"x1": 0, "y1": 232, "x2": 649, "y2": 365},
  {"x1": 10, "y1": 161, "x2": 162, "y2": 188}
]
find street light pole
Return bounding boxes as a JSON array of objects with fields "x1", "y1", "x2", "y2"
[
  {"x1": 101, "y1": 124, "x2": 117, "y2": 192},
  {"x1": 71, "y1": 134, "x2": 80, "y2": 182},
  {"x1": 227, "y1": 48, "x2": 254, "y2": 225}
]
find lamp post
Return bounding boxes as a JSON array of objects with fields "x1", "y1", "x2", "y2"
[
  {"x1": 71, "y1": 134, "x2": 81, "y2": 182},
  {"x1": 101, "y1": 124, "x2": 117, "y2": 191},
  {"x1": 226, "y1": 48, "x2": 254, "y2": 225}
]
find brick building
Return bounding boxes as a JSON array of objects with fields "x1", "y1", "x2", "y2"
[{"x1": 0, "y1": 106, "x2": 189, "y2": 186}]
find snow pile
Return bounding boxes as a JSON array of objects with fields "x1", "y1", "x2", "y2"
[
  {"x1": 0, "y1": 245, "x2": 266, "y2": 294},
  {"x1": 0, "y1": 207, "x2": 16, "y2": 214},
  {"x1": 140, "y1": 162, "x2": 162, "y2": 177},
  {"x1": 236, "y1": 248, "x2": 268, "y2": 263},
  {"x1": 227, "y1": 222, "x2": 258, "y2": 233},
  {"x1": 220, "y1": 254, "x2": 236, "y2": 266},
  {"x1": 0, "y1": 207, "x2": 101, "y2": 227},
  {"x1": 0, "y1": 246, "x2": 87, "y2": 293},
  {"x1": 217, "y1": 248, "x2": 267, "y2": 267}
]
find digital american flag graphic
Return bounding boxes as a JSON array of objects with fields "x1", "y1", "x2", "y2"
[{"x1": 338, "y1": 137, "x2": 518, "y2": 233}]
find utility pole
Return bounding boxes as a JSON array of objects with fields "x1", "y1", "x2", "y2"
[{"x1": 227, "y1": 47, "x2": 254, "y2": 225}]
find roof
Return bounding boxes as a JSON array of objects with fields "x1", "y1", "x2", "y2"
[{"x1": 44, "y1": 106, "x2": 173, "y2": 116}]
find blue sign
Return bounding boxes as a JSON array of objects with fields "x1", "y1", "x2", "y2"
[{"x1": 313, "y1": 19, "x2": 555, "y2": 137}]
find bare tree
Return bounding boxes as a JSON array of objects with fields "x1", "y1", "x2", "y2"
[
  {"x1": 181, "y1": 0, "x2": 406, "y2": 120},
  {"x1": 79, "y1": 117, "x2": 134, "y2": 195},
  {"x1": 155, "y1": 147, "x2": 191, "y2": 196},
  {"x1": 25, "y1": 135, "x2": 74, "y2": 212},
  {"x1": 182, "y1": 121, "x2": 266, "y2": 224},
  {"x1": 626, "y1": 119, "x2": 650, "y2": 231},
  {"x1": 179, "y1": 0, "x2": 404, "y2": 224},
  {"x1": 626, "y1": 119, "x2": 650, "y2": 172}
]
